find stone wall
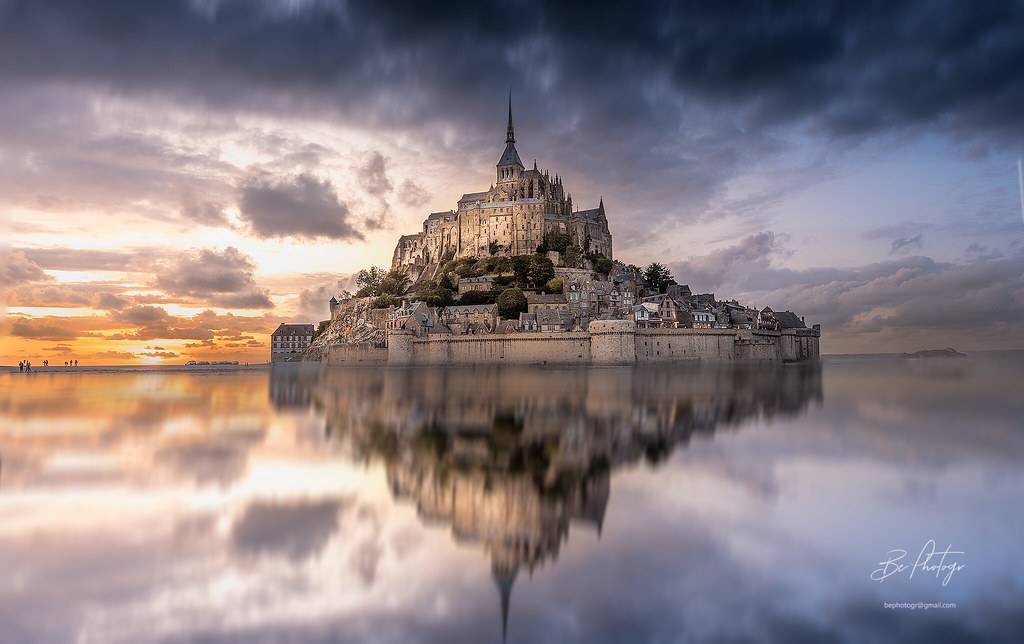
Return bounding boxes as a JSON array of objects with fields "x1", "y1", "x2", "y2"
[
  {"x1": 323, "y1": 344, "x2": 388, "y2": 366},
  {"x1": 398, "y1": 332, "x2": 592, "y2": 365},
  {"x1": 375, "y1": 323, "x2": 821, "y2": 366},
  {"x1": 634, "y1": 328, "x2": 736, "y2": 362}
]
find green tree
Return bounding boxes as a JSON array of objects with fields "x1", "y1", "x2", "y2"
[
  {"x1": 545, "y1": 277, "x2": 564, "y2": 294},
  {"x1": 543, "y1": 231, "x2": 574, "y2": 253},
  {"x1": 496, "y1": 287, "x2": 528, "y2": 319},
  {"x1": 379, "y1": 269, "x2": 411, "y2": 296},
  {"x1": 458, "y1": 290, "x2": 492, "y2": 305},
  {"x1": 589, "y1": 253, "x2": 613, "y2": 275},
  {"x1": 511, "y1": 255, "x2": 533, "y2": 287},
  {"x1": 355, "y1": 266, "x2": 387, "y2": 296},
  {"x1": 528, "y1": 256, "x2": 555, "y2": 288},
  {"x1": 643, "y1": 262, "x2": 676, "y2": 293}
]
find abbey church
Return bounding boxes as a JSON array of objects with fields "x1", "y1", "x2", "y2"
[{"x1": 391, "y1": 98, "x2": 613, "y2": 275}]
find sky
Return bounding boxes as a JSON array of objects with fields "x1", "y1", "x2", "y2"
[{"x1": 2, "y1": 0, "x2": 1023, "y2": 364}]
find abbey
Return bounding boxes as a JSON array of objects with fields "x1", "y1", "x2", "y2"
[{"x1": 392, "y1": 98, "x2": 613, "y2": 275}]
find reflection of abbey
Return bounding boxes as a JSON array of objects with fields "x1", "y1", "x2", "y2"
[
  {"x1": 281, "y1": 363, "x2": 823, "y2": 642},
  {"x1": 392, "y1": 98, "x2": 613, "y2": 275}
]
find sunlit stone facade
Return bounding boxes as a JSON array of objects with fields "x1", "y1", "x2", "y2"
[{"x1": 392, "y1": 99, "x2": 613, "y2": 274}]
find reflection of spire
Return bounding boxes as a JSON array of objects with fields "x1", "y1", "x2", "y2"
[{"x1": 492, "y1": 559, "x2": 518, "y2": 644}]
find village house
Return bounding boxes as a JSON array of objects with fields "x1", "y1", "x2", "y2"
[
  {"x1": 442, "y1": 303, "x2": 498, "y2": 334},
  {"x1": 525, "y1": 292, "x2": 568, "y2": 313},
  {"x1": 389, "y1": 301, "x2": 436, "y2": 335},
  {"x1": 773, "y1": 310, "x2": 807, "y2": 330},
  {"x1": 758, "y1": 307, "x2": 779, "y2": 331},
  {"x1": 633, "y1": 302, "x2": 662, "y2": 329},
  {"x1": 457, "y1": 276, "x2": 494, "y2": 297},
  {"x1": 519, "y1": 309, "x2": 574, "y2": 332},
  {"x1": 270, "y1": 323, "x2": 315, "y2": 363},
  {"x1": 691, "y1": 310, "x2": 716, "y2": 329}
]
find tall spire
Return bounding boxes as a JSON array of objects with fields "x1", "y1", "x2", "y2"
[{"x1": 506, "y1": 91, "x2": 515, "y2": 144}]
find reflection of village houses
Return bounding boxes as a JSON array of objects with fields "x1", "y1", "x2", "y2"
[{"x1": 270, "y1": 363, "x2": 822, "y2": 641}]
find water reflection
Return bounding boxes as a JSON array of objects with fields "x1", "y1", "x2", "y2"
[
  {"x1": 1, "y1": 359, "x2": 1022, "y2": 643},
  {"x1": 274, "y1": 363, "x2": 822, "y2": 639}
]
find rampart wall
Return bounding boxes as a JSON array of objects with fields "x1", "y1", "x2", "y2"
[{"x1": 375, "y1": 323, "x2": 820, "y2": 366}]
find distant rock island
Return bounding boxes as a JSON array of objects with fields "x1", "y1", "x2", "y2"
[{"x1": 898, "y1": 348, "x2": 967, "y2": 359}]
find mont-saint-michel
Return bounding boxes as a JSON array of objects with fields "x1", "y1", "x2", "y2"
[{"x1": 297, "y1": 99, "x2": 820, "y2": 366}]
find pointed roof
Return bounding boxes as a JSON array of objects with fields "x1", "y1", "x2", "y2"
[
  {"x1": 506, "y1": 91, "x2": 515, "y2": 144},
  {"x1": 497, "y1": 93, "x2": 523, "y2": 168}
]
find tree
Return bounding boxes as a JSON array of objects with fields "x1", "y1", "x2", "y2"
[
  {"x1": 545, "y1": 277, "x2": 564, "y2": 294},
  {"x1": 528, "y1": 256, "x2": 555, "y2": 288},
  {"x1": 415, "y1": 277, "x2": 455, "y2": 307},
  {"x1": 355, "y1": 266, "x2": 387, "y2": 297},
  {"x1": 561, "y1": 245, "x2": 583, "y2": 268},
  {"x1": 496, "y1": 287, "x2": 528, "y2": 319},
  {"x1": 378, "y1": 269, "x2": 411, "y2": 296},
  {"x1": 643, "y1": 262, "x2": 676, "y2": 293},
  {"x1": 458, "y1": 290, "x2": 492, "y2": 305},
  {"x1": 588, "y1": 253, "x2": 613, "y2": 275},
  {"x1": 542, "y1": 231, "x2": 573, "y2": 253}
]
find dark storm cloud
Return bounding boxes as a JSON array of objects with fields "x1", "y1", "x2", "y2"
[
  {"x1": 237, "y1": 172, "x2": 363, "y2": 240},
  {"x1": 3, "y1": 1, "x2": 1021, "y2": 253},
  {"x1": 1, "y1": 1, "x2": 1020, "y2": 141},
  {"x1": 152, "y1": 246, "x2": 273, "y2": 309}
]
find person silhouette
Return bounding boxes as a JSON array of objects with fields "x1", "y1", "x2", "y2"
[
  {"x1": 19, "y1": 361, "x2": 24, "y2": 373},
  {"x1": 74, "y1": 359, "x2": 78, "y2": 367}
]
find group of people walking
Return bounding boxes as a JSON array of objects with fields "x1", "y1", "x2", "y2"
[{"x1": 17, "y1": 359, "x2": 77, "y2": 372}]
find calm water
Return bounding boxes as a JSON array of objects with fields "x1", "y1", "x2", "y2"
[{"x1": 1, "y1": 357, "x2": 1022, "y2": 643}]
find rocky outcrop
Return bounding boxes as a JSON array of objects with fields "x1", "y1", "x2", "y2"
[{"x1": 303, "y1": 297, "x2": 387, "y2": 362}]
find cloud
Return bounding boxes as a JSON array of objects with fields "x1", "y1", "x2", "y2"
[
  {"x1": 139, "y1": 350, "x2": 178, "y2": 358},
  {"x1": 90, "y1": 350, "x2": 135, "y2": 360},
  {"x1": 19, "y1": 247, "x2": 159, "y2": 272},
  {"x1": 397, "y1": 179, "x2": 430, "y2": 207},
  {"x1": 231, "y1": 499, "x2": 347, "y2": 562},
  {"x1": 9, "y1": 317, "x2": 92, "y2": 340},
  {"x1": 42, "y1": 344, "x2": 73, "y2": 354},
  {"x1": 238, "y1": 171, "x2": 364, "y2": 241},
  {"x1": 180, "y1": 190, "x2": 228, "y2": 226},
  {"x1": 3, "y1": 250, "x2": 50, "y2": 285},
  {"x1": 357, "y1": 151, "x2": 392, "y2": 196},
  {"x1": 889, "y1": 233, "x2": 924, "y2": 255},
  {"x1": 671, "y1": 231, "x2": 1024, "y2": 352},
  {"x1": 669, "y1": 230, "x2": 790, "y2": 292},
  {"x1": 152, "y1": 246, "x2": 273, "y2": 309},
  {"x1": 294, "y1": 274, "x2": 358, "y2": 321}
]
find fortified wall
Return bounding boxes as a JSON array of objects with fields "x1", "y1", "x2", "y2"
[{"x1": 324, "y1": 321, "x2": 819, "y2": 366}]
